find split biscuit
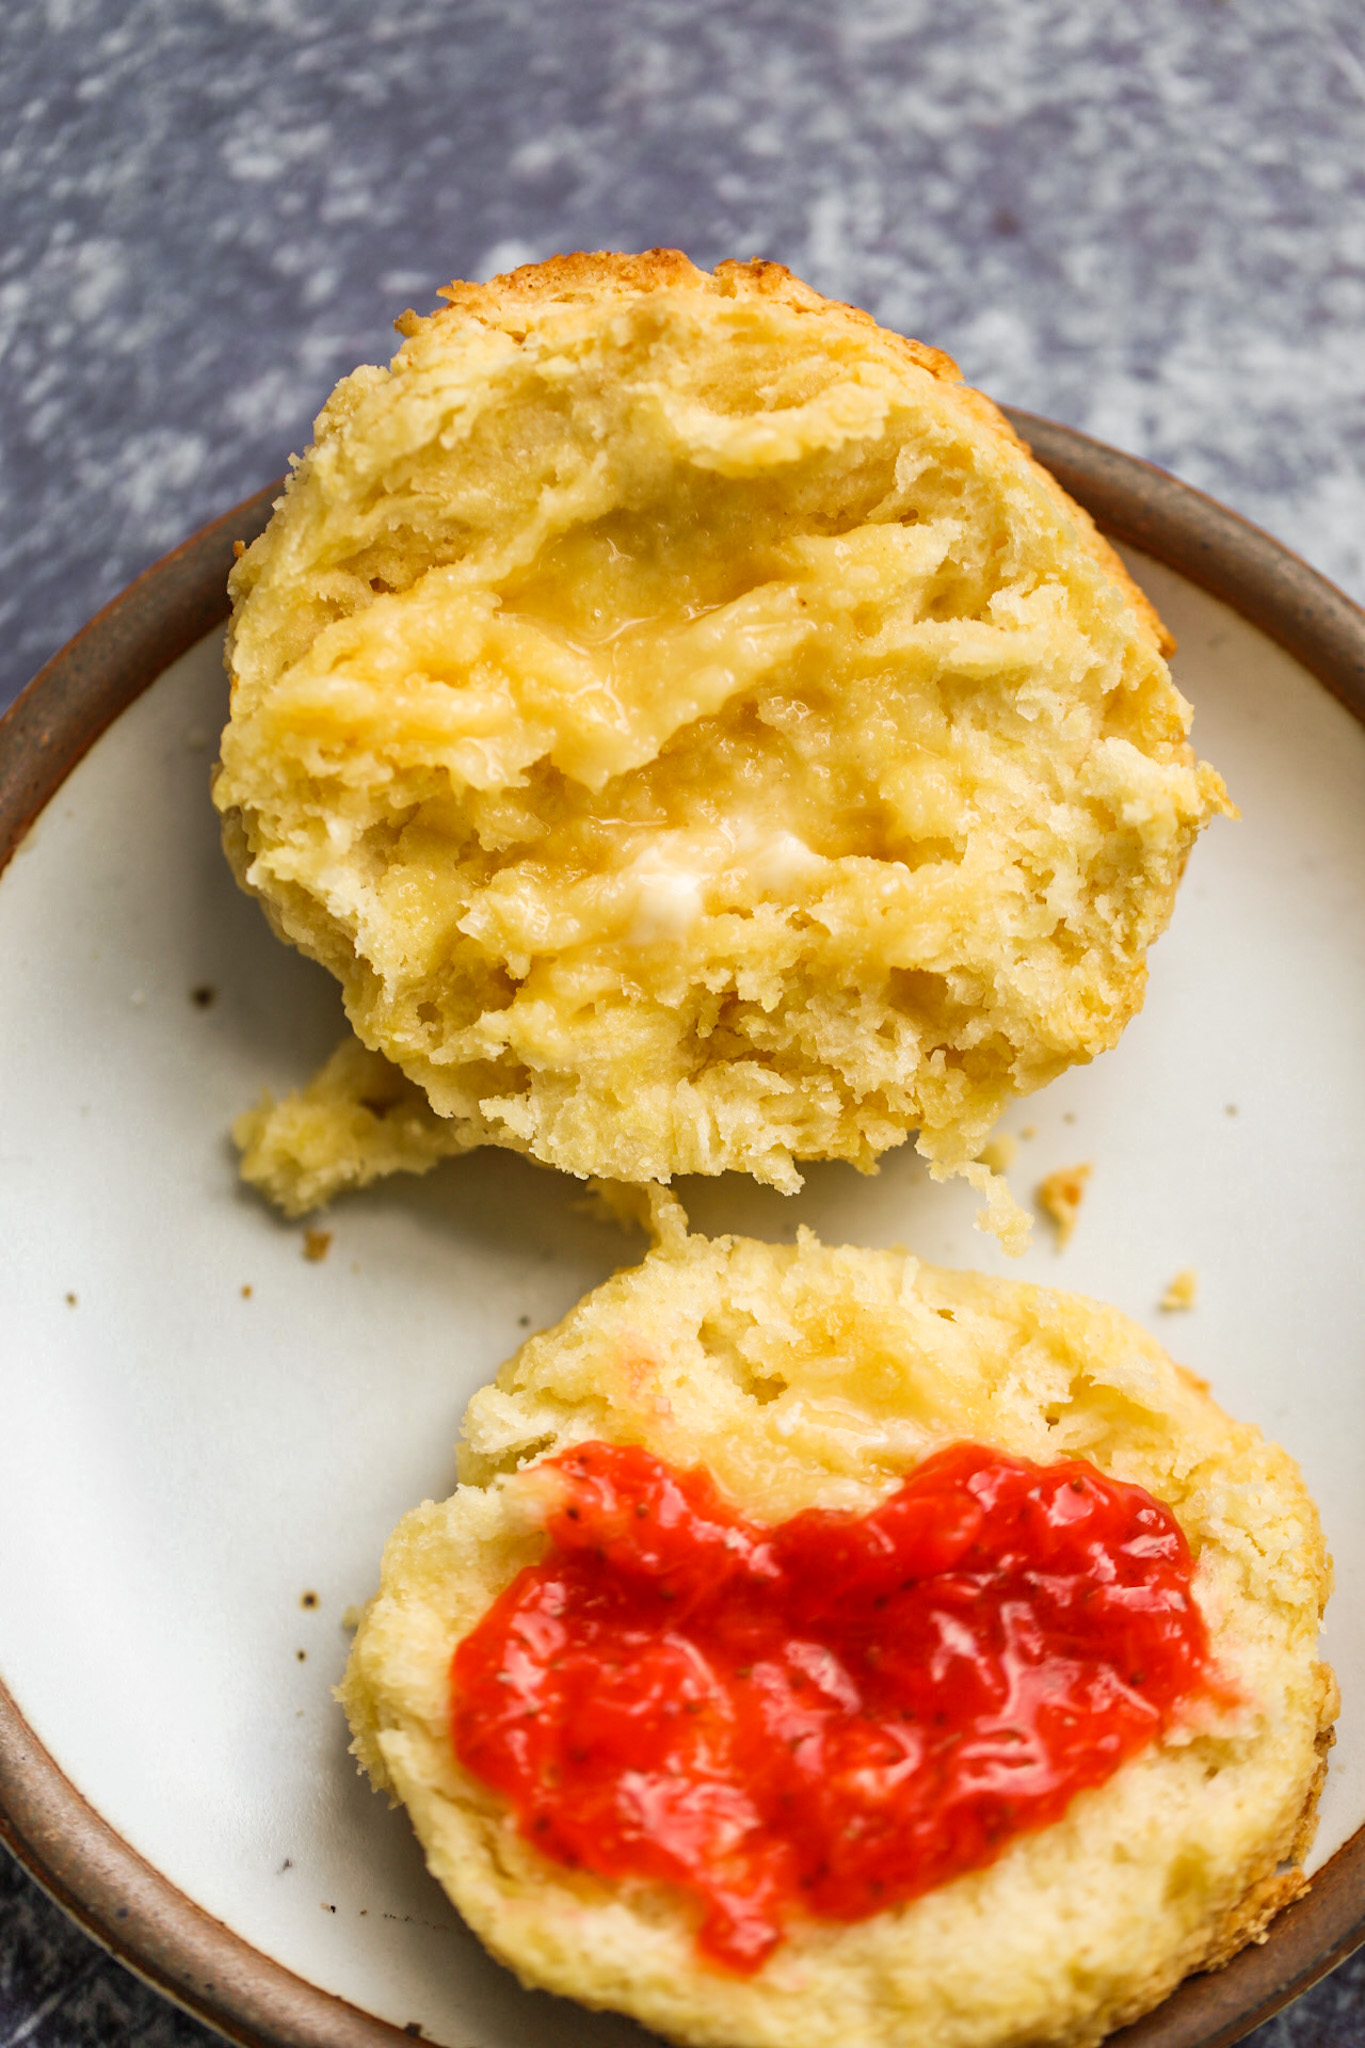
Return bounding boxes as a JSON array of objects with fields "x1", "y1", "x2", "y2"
[
  {"x1": 342, "y1": 1208, "x2": 1334, "y2": 2048},
  {"x1": 216, "y1": 251, "x2": 1230, "y2": 1242}
]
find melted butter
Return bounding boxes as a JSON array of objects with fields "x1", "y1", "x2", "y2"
[
  {"x1": 744, "y1": 829, "x2": 823, "y2": 895},
  {"x1": 623, "y1": 826, "x2": 825, "y2": 945},
  {"x1": 626, "y1": 839, "x2": 709, "y2": 944}
]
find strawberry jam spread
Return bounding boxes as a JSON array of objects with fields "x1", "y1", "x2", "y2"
[{"x1": 452, "y1": 1440, "x2": 1214, "y2": 1973}]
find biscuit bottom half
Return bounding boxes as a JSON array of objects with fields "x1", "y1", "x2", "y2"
[
  {"x1": 341, "y1": 1207, "x2": 1336, "y2": 2048},
  {"x1": 215, "y1": 251, "x2": 1231, "y2": 1244}
]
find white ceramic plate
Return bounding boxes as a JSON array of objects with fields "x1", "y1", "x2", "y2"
[{"x1": 2, "y1": 432, "x2": 1363, "y2": 2048}]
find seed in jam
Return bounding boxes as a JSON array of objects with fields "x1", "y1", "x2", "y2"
[{"x1": 452, "y1": 1440, "x2": 1215, "y2": 1973}]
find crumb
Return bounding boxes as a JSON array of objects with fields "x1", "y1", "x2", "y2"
[
  {"x1": 303, "y1": 1229, "x2": 333, "y2": 1263},
  {"x1": 240, "y1": 1284, "x2": 253, "y2": 1299},
  {"x1": 342, "y1": 1603, "x2": 364, "y2": 1632},
  {"x1": 322, "y1": 1902, "x2": 336, "y2": 1913},
  {"x1": 1020, "y1": 1125, "x2": 1036, "y2": 1140},
  {"x1": 975, "y1": 1133, "x2": 1017, "y2": 1174},
  {"x1": 233, "y1": 539, "x2": 246, "y2": 559},
  {"x1": 1226, "y1": 1104, "x2": 1238, "y2": 1117},
  {"x1": 301, "y1": 1590, "x2": 319, "y2": 1610},
  {"x1": 1062, "y1": 1111, "x2": 1076, "y2": 1125},
  {"x1": 190, "y1": 984, "x2": 216, "y2": 1009},
  {"x1": 404, "y1": 2027, "x2": 423, "y2": 2039},
  {"x1": 296, "y1": 1649, "x2": 307, "y2": 1662},
  {"x1": 518, "y1": 1314, "x2": 531, "y2": 1327},
  {"x1": 65, "y1": 1292, "x2": 77, "y2": 1307},
  {"x1": 1036, "y1": 1164, "x2": 1092, "y2": 1248},
  {"x1": 1160, "y1": 1269, "x2": 1198, "y2": 1312},
  {"x1": 279, "y1": 1858, "x2": 293, "y2": 1872}
]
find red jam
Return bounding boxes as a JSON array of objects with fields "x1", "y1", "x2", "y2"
[{"x1": 452, "y1": 1440, "x2": 1214, "y2": 1973}]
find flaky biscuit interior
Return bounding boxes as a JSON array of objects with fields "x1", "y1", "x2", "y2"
[
  {"x1": 342, "y1": 1214, "x2": 1334, "y2": 2048},
  {"x1": 215, "y1": 251, "x2": 1229, "y2": 1235}
]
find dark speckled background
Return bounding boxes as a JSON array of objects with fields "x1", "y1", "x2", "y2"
[{"x1": 3, "y1": 1, "x2": 1364, "y2": 2041}]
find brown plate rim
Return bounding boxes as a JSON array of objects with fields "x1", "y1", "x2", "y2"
[{"x1": 1, "y1": 419, "x2": 1364, "y2": 2048}]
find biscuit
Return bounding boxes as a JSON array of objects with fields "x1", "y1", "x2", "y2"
[
  {"x1": 342, "y1": 1208, "x2": 1335, "y2": 2048},
  {"x1": 216, "y1": 251, "x2": 1230, "y2": 1242}
]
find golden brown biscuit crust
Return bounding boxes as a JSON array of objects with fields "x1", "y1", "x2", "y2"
[{"x1": 423, "y1": 248, "x2": 1173, "y2": 655}]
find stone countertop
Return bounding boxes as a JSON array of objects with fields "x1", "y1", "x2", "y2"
[{"x1": 2, "y1": 1, "x2": 1364, "y2": 2042}]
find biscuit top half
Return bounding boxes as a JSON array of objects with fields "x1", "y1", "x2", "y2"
[{"x1": 216, "y1": 251, "x2": 1229, "y2": 1213}]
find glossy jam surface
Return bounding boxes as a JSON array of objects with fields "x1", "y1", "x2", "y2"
[{"x1": 452, "y1": 1441, "x2": 1214, "y2": 1972}]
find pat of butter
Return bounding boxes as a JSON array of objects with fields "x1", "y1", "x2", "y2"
[
  {"x1": 628, "y1": 849, "x2": 708, "y2": 944},
  {"x1": 745, "y1": 830, "x2": 823, "y2": 895},
  {"x1": 626, "y1": 827, "x2": 823, "y2": 944}
]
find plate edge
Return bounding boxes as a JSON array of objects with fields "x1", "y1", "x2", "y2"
[
  {"x1": 0, "y1": 480, "x2": 279, "y2": 878},
  {"x1": 1005, "y1": 408, "x2": 1365, "y2": 728},
  {"x1": 0, "y1": 1675, "x2": 431, "y2": 2048}
]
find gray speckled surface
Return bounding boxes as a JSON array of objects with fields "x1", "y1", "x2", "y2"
[{"x1": 3, "y1": 1, "x2": 1365, "y2": 2042}]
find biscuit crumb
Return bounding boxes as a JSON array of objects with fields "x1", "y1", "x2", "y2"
[
  {"x1": 1036, "y1": 1164, "x2": 1091, "y2": 1248},
  {"x1": 297, "y1": 1649, "x2": 307, "y2": 1662},
  {"x1": 303, "y1": 1229, "x2": 333, "y2": 1263},
  {"x1": 240, "y1": 1284, "x2": 253, "y2": 1299},
  {"x1": 190, "y1": 984, "x2": 216, "y2": 1009},
  {"x1": 1020, "y1": 1125, "x2": 1036, "y2": 1141},
  {"x1": 1161, "y1": 1269, "x2": 1199, "y2": 1312},
  {"x1": 233, "y1": 539, "x2": 246, "y2": 559},
  {"x1": 65, "y1": 1291, "x2": 77, "y2": 1306},
  {"x1": 1226, "y1": 1104, "x2": 1239, "y2": 1117},
  {"x1": 301, "y1": 1590, "x2": 319, "y2": 1610},
  {"x1": 975, "y1": 1134, "x2": 1017, "y2": 1174}
]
